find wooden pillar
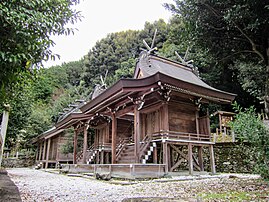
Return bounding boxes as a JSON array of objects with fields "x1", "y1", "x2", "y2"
[
  {"x1": 111, "y1": 113, "x2": 117, "y2": 164},
  {"x1": 42, "y1": 140, "x2": 47, "y2": 161},
  {"x1": 153, "y1": 144, "x2": 158, "y2": 164},
  {"x1": 162, "y1": 103, "x2": 169, "y2": 131},
  {"x1": 198, "y1": 146, "x2": 204, "y2": 171},
  {"x1": 35, "y1": 146, "x2": 39, "y2": 162},
  {"x1": 163, "y1": 141, "x2": 169, "y2": 173},
  {"x1": 73, "y1": 129, "x2": 78, "y2": 164},
  {"x1": 167, "y1": 144, "x2": 171, "y2": 171},
  {"x1": 209, "y1": 145, "x2": 216, "y2": 174},
  {"x1": 38, "y1": 142, "x2": 43, "y2": 161},
  {"x1": 219, "y1": 113, "x2": 222, "y2": 133},
  {"x1": 82, "y1": 125, "x2": 88, "y2": 164},
  {"x1": 56, "y1": 137, "x2": 60, "y2": 162},
  {"x1": 134, "y1": 106, "x2": 141, "y2": 163},
  {"x1": 105, "y1": 152, "x2": 110, "y2": 164},
  {"x1": 188, "y1": 143, "x2": 193, "y2": 175},
  {"x1": 45, "y1": 138, "x2": 51, "y2": 169},
  {"x1": 100, "y1": 151, "x2": 104, "y2": 164},
  {"x1": 195, "y1": 110, "x2": 200, "y2": 134}
]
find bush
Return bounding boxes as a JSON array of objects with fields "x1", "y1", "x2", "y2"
[{"x1": 230, "y1": 103, "x2": 269, "y2": 179}]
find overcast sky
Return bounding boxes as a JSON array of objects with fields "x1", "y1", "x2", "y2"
[{"x1": 45, "y1": 0, "x2": 174, "y2": 67}]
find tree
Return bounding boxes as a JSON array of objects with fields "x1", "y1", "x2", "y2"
[
  {"x1": 0, "y1": 0, "x2": 81, "y2": 104},
  {"x1": 230, "y1": 103, "x2": 269, "y2": 179},
  {"x1": 165, "y1": 0, "x2": 269, "y2": 113},
  {"x1": 84, "y1": 19, "x2": 169, "y2": 87}
]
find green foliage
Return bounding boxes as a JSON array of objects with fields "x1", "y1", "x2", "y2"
[
  {"x1": 60, "y1": 131, "x2": 74, "y2": 155},
  {"x1": 230, "y1": 103, "x2": 269, "y2": 179},
  {"x1": 165, "y1": 0, "x2": 269, "y2": 108},
  {"x1": 84, "y1": 19, "x2": 169, "y2": 87},
  {"x1": 0, "y1": 0, "x2": 81, "y2": 104}
]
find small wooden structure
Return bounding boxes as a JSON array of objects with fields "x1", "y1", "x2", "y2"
[
  {"x1": 34, "y1": 52, "x2": 235, "y2": 177},
  {"x1": 212, "y1": 111, "x2": 236, "y2": 142},
  {"x1": 34, "y1": 127, "x2": 73, "y2": 168}
]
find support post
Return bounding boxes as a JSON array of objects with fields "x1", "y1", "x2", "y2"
[
  {"x1": 100, "y1": 151, "x2": 104, "y2": 164},
  {"x1": 198, "y1": 146, "x2": 204, "y2": 171},
  {"x1": 162, "y1": 103, "x2": 169, "y2": 131},
  {"x1": 134, "y1": 106, "x2": 141, "y2": 163},
  {"x1": 195, "y1": 110, "x2": 200, "y2": 134},
  {"x1": 167, "y1": 144, "x2": 171, "y2": 171},
  {"x1": 82, "y1": 125, "x2": 88, "y2": 164},
  {"x1": 153, "y1": 144, "x2": 158, "y2": 164},
  {"x1": 73, "y1": 129, "x2": 78, "y2": 164},
  {"x1": 45, "y1": 138, "x2": 51, "y2": 169},
  {"x1": 163, "y1": 141, "x2": 168, "y2": 173},
  {"x1": 111, "y1": 113, "x2": 117, "y2": 164},
  {"x1": 38, "y1": 142, "x2": 43, "y2": 161},
  {"x1": 209, "y1": 145, "x2": 216, "y2": 174},
  {"x1": 188, "y1": 143, "x2": 193, "y2": 175},
  {"x1": 35, "y1": 146, "x2": 39, "y2": 162},
  {"x1": 42, "y1": 140, "x2": 47, "y2": 161}
]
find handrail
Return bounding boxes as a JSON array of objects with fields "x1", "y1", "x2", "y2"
[
  {"x1": 138, "y1": 134, "x2": 152, "y2": 159},
  {"x1": 152, "y1": 130, "x2": 211, "y2": 142},
  {"x1": 116, "y1": 137, "x2": 130, "y2": 160},
  {"x1": 76, "y1": 143, "x2": 95, "y2": 161}
]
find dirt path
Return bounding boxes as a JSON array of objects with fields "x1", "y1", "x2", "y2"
[{"x1": 6, "y1": 168, "x2": 269, "y2": 202}]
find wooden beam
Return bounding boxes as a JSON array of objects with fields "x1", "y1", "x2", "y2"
[
  {"x1": 38, "y1": 142, "x2": 43, "y2": 161},
  {"x1": 163, "y1": 141, "x2": 169, "y2": 173},
  {"x1": 195, "y1": 110, "x2": 200, "y2": 134},
  {"x1": 134, "y1": 106, "x2": 141, "y2": 163},
  {"x1": 162, "y1": 102, "x2": 169, "y2": 131},
  {"x1": 153, "y1": 144, "x2": 158, "y2": 163},
  {"x1": 100, "y1": 151, "x2": 104, "y2": 164},
  {"x1": 209, "y1": 145, "x2": 216, "y2": 174},
  {"x1": 73, "y1": 129, "x2": 78, "y2": 164},
  {"x1": 167, "y1": 144, "x2": 171, "y2": 171},
  {"x1": 111, "y1": 113, "x2": 117, "y2": 164},
  {"x1": 82, "y1": 125, "x2": 88, "y2": 164},
  {"x1": 170, "y1": 158, "x2": 184, "y2": 171},
  {"x1": 116, "y1": 105, "x2": 134, "y2": 117},
  {"x1": 45, "y1": 138, "x2": 51, "y2": 169},
  {"x1": 188, "y1": 143, "x2": 193, "y2": 175},
  {"x1": 198, "y1": 146, "x2": 204, "y2": 171},
  {"x1": 140, "y1": 101, "x2": 162, "y2": 114},
  {"x1": 42, "y1": 140, "x2": 47, "y2": 161}
]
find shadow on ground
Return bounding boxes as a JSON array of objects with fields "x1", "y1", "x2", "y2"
[{"x1": 0, "y1": 169, "x2": 21, "y2": 202}]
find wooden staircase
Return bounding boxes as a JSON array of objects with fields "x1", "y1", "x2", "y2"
[{"x1": 116, "y1": 144, "x2": 136, "y2": 163}]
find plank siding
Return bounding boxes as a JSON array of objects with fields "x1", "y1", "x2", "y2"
[{"x1": 168, "y1": 103, "x2": 196, "y2": 133}]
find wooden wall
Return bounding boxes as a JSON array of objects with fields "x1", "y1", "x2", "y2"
[
  {"x1": 116, "y1": 118, "x2": 133, "y2": 142},
  {"x1": 141, "y1": 109, "x2": 161, "y2": 139},
  {"x1": 168, "y1": 102, "x2": 197, "y2": 133}
]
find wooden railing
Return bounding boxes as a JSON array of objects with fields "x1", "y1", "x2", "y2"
[
  {"x1": 76, "y1": 144, "x2": 95, "y2": 162},
  {"x1": 152, "y1": 130, "x2": 211, "y2": 142},
  {"x1": 138, "y1": 134, "x2": 152, "y2": 159},
  {"x1": 116, "y1": 137, "x2": 132, "y2": 160},
  {"x1": 96, "y1": 143, "x2": 112, "y2": 151}
]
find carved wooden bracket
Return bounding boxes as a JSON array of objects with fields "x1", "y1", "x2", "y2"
[{"x1": 157, "y1": 81, "x2": 171, "y2": 102}]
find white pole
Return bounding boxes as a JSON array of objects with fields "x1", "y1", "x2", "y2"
[{"x1": 0, "y1": 104, "x2": 10, "y2": 167}]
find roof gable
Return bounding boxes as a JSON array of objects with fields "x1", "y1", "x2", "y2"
[{"x1": 133, "y1": 52, "x2": 227, "y2": 94}]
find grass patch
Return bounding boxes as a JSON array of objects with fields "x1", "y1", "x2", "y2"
[{"x1": 198, "y1": 191, "x2": 268, "y2": 201}]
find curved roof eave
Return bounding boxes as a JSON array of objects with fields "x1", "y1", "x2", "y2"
[{"x1": 80, "y1": 72, "x2": 236, "y2": 114}]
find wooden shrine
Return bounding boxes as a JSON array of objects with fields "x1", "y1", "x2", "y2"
[
  {"x1": 212, "y1": 111, "x2": 236, "y2": 142},
  {"x1": 34, "y1": 52, "x2": 235, "y2": 177}
]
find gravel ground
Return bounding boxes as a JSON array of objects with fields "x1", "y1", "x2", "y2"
[{"x1": 6, "y1": 168, "x2": 269, "y2": 202}]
